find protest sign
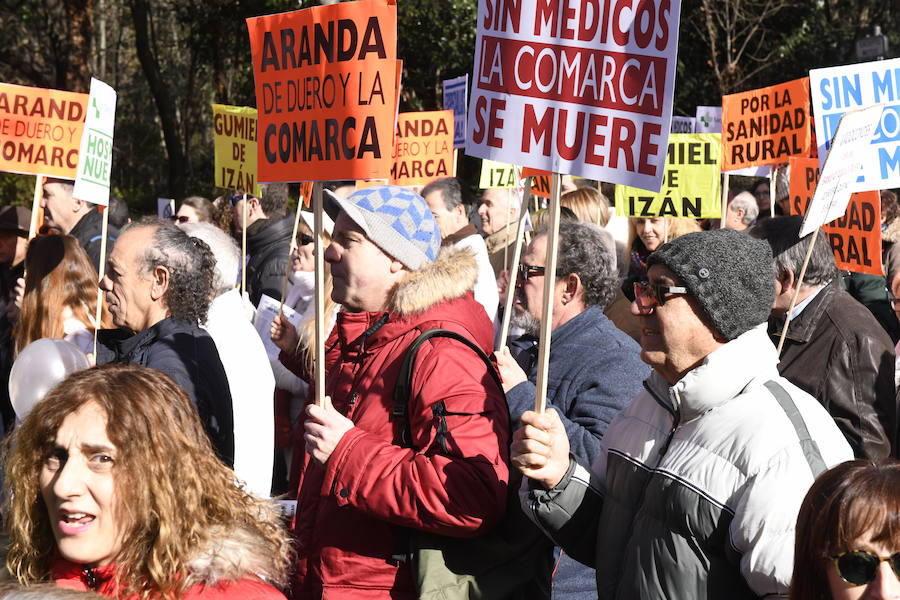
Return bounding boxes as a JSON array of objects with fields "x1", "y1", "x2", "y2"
[
  {"x1": 73, "y1": 78, "x2": 116, "y2": 207},
  {"x1": 788, "y1": 157, "x2": 881, "y2": 275},
  {"x1": 479, "y1": 159, "x2": 550, "y2": 198},
  {"x1": 246, "y1": 0, "x2": 397, "y2": 182},
  {"x1": 390, "y1": 110, "x2": 454, "y2": 186},
  {"x1": 442, "y1": 75, "x2": 468, "y2": 148},
  {"x1": 695, "y1": 106, "x2": 721, "y2": 133},
  {"x1": 466, "y1": 0, "x2": 682, "y2": 191},
  {"x1": 800, "y1": 104, "x2": 881, "y2": 237},
  {"x1": 615, "y1": 133, "x2": 721, "y2": 218},
  {"x1": 671, "y1": 116, "x2": 695, "y2": 133},
  {"x1": 0, "y1": 82, "x2": 88, "y2": 178},
  {"x1": 722, "y1": 77, "x2": 811, "y2": 170},
  {"x1": 157, "y1": 198, "x2": 174, "y2": 219},
  {"x1": 810, "y1": 57, "x2": 900, "y2": 190},
  {"x1": 212, "y1": 104, "x2": 262, "y2": 196}
]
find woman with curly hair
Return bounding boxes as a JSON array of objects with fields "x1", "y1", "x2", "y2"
[
  {"x1": 15, "y1": 235, "x2": 112, "y2": 356},
  {"x1": 791, "y1": 459, "x2": 899, "y2": 600},
  {"x1": 3, "y1": 364, "x2": 291, "y2": 599}
]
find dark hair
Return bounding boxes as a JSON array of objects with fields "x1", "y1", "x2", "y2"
[
  {"x1": 106, "y1": 196, "x2": 130, "y2": 229},
  {"x1": 179, "y1": 196, "x2": 214, "y2": 223},
  {"x1": 259, "y1": 183, "x2": 288, "y2": 217},
  {"x1": 881, "y1": 190, "x2": 899, "y2": 225},
  {"x1": 791, "y1": 459, "x2": 900, "y2": 600},
  {"x1": 421, "y1": 177, "x2": 476, "y2": 221},
  {"x1": 536, "y1": 221, "x2": 617, "y2": 310},
  {"x1": 750, "y1": 215, "x2": 837, "y2": 286},
  {"x1": 129, "y1": 218, "x2": 216, "y2": 323}
]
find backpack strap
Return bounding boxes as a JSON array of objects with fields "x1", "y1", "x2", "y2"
[
  {"x1": 391, "y1": 328, "x2": 503, "y2": 450},
  {"x1": 763, "y1": 380, "x2": 827, "y2": 477}
]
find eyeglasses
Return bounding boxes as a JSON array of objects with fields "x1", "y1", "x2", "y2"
[
  {"x1": 298, "y1": 233, "x2": 314, "y2": 246},
  {"x1": 831, "y1": 550, "x2": 900, "y2": 586},
  {"x1": 170, "y1": 215, "x2": 190, "y2": 224},
  {"x1": 228, "y1": 193, "x2": 255, "y2": 207},
  {"x1": 517, "y1": 264, "x2": 546, "y2": 282},
  {"x1": 633, "y1": 281, "x2": 689, "y2": 315}
]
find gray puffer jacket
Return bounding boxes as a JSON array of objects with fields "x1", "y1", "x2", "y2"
[{"x1": 524, "y1": 325, "x2": 853, "y2": 599}]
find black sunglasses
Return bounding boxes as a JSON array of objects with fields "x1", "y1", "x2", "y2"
[
  {"x1": 516, "y1": 263, "x2": 562, "y2": 283},
  {"x1": 832, "y1": 550, "x2": 900, "y2": 586},
  {"x1": 170, "y1": 215, "x2": 190, "y2": 224},
  {"x1": 633, "y1": 281, "x2": 689, "y2": 315},
  {"x1": 228, "y1": 193, "x2": 256, "y2": 207},
  {"x1": 298, "y1": 233, "x2": 314, "y2": 246}
]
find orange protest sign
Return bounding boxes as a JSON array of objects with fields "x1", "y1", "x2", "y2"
[
  {"x1": 246, "y1": 0, "x2": 397, "y2": 183},
  {"x1": 390, "y1": 110, "x2": 453, "y2": 187},
  {"x1": 722, "y1": 78, "x2": 811, "y2": 171},
  {"x1": 300, "y1": 181, "x2": 314, "y2": 208},
  {"x1": 0, "y1": 83, "x2": 88, "y2": 178},
  {"x1": 788, "y1": 157, "x2": 882, "y2": 275}
]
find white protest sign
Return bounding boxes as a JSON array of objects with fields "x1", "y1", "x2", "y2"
[
  {"x1": 466, "y1": 0, "x2": 682, "y2": 192},
  {"x1": 253, "y1": 294, "x2": 303, "y2": 360},
  {"x1": 810, "y1": 57, "x2": 900, "y2": 191},
  {"x1": 800, "y1": 104, "x2": 882, "y2": 238},
  {"x1": 671, "y1": 116, "x2": 696, "y2": 133},
  {"x1": 695, "y1": 106, "x2": 721, "y2": 133},
  {"x1": 157, "y1": 198, "x2": 174, "y2": 219},
  {"x1": 73, "y1": 78, "x2": 116, "y2": 207},
  {"x1": 442, "y1": 75, "x2": 468, "y2": 149}
]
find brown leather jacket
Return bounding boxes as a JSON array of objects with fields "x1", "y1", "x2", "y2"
[{"x1": 768, "y1": 281, "x2": 897, "y2": 459}]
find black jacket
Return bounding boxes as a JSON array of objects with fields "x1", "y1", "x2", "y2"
[
  {"x1": 96, "y1": 317, "x2": 235, "y2": 465},
  {"x1": 69, "y1": 208, "x2": 119, "y2": 274},
  {"x1": 769, "y1": 280, "x2": 897, "y2": 459},
  {"x1": 246, "y1": 216, "x2": 293, "y2": 306}
]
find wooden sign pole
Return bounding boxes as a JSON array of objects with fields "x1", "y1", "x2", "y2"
[
  {"x1": 533, "y1": 173, "x2": 562, "y2": 414},
  {"x1": 769, "y1": 166, "x2": 776, "y2": 218},
  {"x1": 496, "y1": 176, "x2": 533, "y2": 351},
  {"x1": 776, "y1": 228, "x2": 818, "y2": 355},
  {"x1": 280, "y1": 191, "x2": 306, "y2": 313},
  {"x1": 241, "y1": 193, "x2": 248, "y2": 297},
  {"x1": 721, "y1": 173, "x2": 730, "y2": 229},
  {"x1": 28, "y1": 176, "x2": 43, "y2": 239},
  {"x1": 92, "y1": 206, "x2": 110, "y2": 360},
  {"x1": 312, "y1": 181, "x2": 326, "y2": 407}
]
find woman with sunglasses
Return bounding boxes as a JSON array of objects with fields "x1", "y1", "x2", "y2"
[{"x1": 791, "y1": 459, "x2": 899, "y2": 600}]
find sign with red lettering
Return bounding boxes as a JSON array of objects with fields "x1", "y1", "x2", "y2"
[
  {"x1": 722, "y1": 77, "x2": 811, "y2": 171},
  {"x1": 466, "y1": 0, "x2": 682, "y2": 191},
  {"x1": 390, "y1": 110, "x2": 454, "y2": 187},
  {"x1": 788, "y1": 157, "x2": 882, "y2": 275},
  {"x1": 246, "y1": 0, "x2": 397, "y2": 182},
  {"x1": 0, "y1": 82, "x2": 88, "y2": 178}
]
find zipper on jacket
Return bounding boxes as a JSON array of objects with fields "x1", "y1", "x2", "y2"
[{"x1": 81, "y1": 567, "x2": 98, "y2": 590}]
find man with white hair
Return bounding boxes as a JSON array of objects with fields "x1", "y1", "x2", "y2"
[
  {"x1": 478, "y1": 187, "x2": 520, "y2": 277},
  {"x1": 724, "y1": 191, "x2": 759, "y2": 231},
  {"x1": 181, "y1": 222, "x2": 275, "y2": 497}
]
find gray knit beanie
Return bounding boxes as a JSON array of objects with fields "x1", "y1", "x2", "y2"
[
  {"x1": 647, "y1": 228, "x2": 775, "y2": 341},
  {"x1": 328, "y1": 185, "x2": 441, "y2": 271}
]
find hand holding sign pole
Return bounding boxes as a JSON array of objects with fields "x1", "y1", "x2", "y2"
[{"x1": 777, "y1": 104, "x2": 883, "y2": 355}]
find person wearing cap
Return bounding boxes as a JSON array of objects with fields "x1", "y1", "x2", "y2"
[
  {"x1": 41, "y1": 178, "x2": 118, "y2": 274},
  {"x1": 231, "y1": 183, "x2": 294, "y2": 305},
  {"x1": 751, "y1": 216, "x2": 897, "y2": 459},
  {"x1": 282, "y1": 185, "x2": 510, "y2": 599},
  {"x1": 511, "y1": 228, "x2": 853, "y2": 599},
  {"x1": 0, "y1": 205, "x2": 30, "y2": 431},
  {"x1": 422, "y1": 177, "x2": 499, "y2": 321}
]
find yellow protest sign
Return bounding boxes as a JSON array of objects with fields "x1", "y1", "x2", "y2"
[
  {"x1": 615, "y1": 134, "x2": 722, "y2": 218},
  {"x1": 212, "y1": 103, "x2": 261, "y2": 195}
]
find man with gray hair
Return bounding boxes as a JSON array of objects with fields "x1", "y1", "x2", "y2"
[
  {"x1": 97, "y1": 218, "x2": 234, "y2": 466},
  {"x1": 478, "y1": 187, "x2": 520, "y2": 277},
  {"x1": 181, "y1": 222, "x2": 275, "y2": 496},
  {"x1": 422, "y1": 177, "x2": 499, "y2": 320},
  {"x1": 751, "y1": 215, "x2": 897, "y2": 458},
  {"x1": 723, "y1": 190, "x2": 759, "y2": 231},
  {"x1": 494, "y1": 221, "x2": 649, "y2": 598}
]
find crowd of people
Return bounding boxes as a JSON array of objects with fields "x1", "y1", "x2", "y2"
[{"x1": 0, "y1": 174, "x2": 896, "y2": 600}]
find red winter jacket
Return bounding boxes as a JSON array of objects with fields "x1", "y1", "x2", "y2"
[
  {"x1": 52, "y1": 559, "x2": 286, "y2": 599},
  {"x1": 287, "y1": 248, "x2": 510, "y2": 600}
]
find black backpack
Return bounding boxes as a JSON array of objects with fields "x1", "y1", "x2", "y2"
[{"x1": 390, "y1": 329, "x2": 551, "y2": 600}]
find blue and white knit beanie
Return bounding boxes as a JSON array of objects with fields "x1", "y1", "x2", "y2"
[{"x1": 332, "y1": 185, "x2": 441, "y2": 271}]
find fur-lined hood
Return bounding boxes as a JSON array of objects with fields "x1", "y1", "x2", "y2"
[
  {"x1": 388, "y1": 246, "x2": 479, "y2": 316},
  {"x1": 884, "y1": 218, "x2": 900, "y2": 244}
]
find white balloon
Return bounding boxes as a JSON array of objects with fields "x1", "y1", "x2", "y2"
[{"x1": 9, "y1": 338, "x2": 91, "y2": 422}]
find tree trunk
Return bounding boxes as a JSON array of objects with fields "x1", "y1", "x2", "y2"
[{"x1": 130, "y1": 0, "x2": 186, "y2": 199}]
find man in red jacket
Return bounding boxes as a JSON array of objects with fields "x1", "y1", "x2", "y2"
[{"x1": 288, "y1": 185, "x2": 510, "y2": 599}]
